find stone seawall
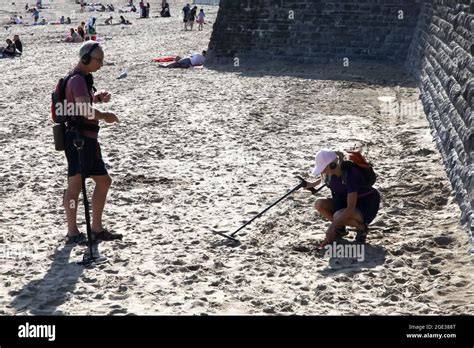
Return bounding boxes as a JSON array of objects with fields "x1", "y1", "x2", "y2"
[
  {"x1": 208, "y1": 0, "x2": 421, "y2": 63},
  {"x1": 405, "y1": 0, "x2": 473, "y2": 246}
]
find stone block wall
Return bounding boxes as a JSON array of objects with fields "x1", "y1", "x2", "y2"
[
  {"x1": 208, "y1": 0, "x2": 421, "y2": 63},
  {"x1": 405, "y1": 0, "x2": 473, "y2": 241}
]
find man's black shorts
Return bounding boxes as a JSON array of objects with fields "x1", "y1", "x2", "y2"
[{"x1": 64, "y1": 131, "x2": 108, "y2": 178}]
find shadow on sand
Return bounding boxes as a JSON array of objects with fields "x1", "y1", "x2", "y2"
[
  {"x1": 206, "y1": 60, "x2": 417, "y2": 88},
  {"x1": 9, "y1": 243, "x2": 101, "y2": 315},
  {"x1": 317, "y1": 239, "x2": 387, "y2": 276}
]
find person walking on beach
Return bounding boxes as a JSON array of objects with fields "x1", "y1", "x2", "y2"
[
  {"x1": 182, "y1": 3, "x2": 190, "y2": 30},
  {"x1": 186, "y1": 6, "x2": 197, "y2": 31},
  {"x1": 196, "y1": 8, "x2": 205, "y2": 31},
  {"x1": 62, "y1": 41, "x2": 121, "y2": 244},
  {"x1": 32, "y1": 7, "x2": 39, "y2": 23},
  {"x1": 304, "y1": 149, "x2": 381, "y2": 246}
]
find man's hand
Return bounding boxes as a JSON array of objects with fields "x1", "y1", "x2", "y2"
[
  {"x1": 95, "y1": 91, "x2": 111, "y2": 103},
  {"x1": 102, "y1": 112, "x2": 119, "y2": 123}
]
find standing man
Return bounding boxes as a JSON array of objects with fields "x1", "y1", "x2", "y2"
[{"x1": 63, "y1": 40, "x2": 122, "y2": 244}]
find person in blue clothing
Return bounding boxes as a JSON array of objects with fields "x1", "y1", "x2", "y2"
[{"x1": 304, "y1": 149, "x2": 381, "y2": 245}]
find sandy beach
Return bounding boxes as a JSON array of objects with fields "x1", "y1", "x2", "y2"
[{"x1": 0, "y1": 0, "x2": 473, "y2": 315}]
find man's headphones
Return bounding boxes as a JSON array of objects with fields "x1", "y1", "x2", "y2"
[{"x1": 81, "y1": 42, "x2": 99, "y2": 65}]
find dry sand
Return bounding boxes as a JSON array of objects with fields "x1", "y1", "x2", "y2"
[{"x1": 0, "y1": 0, "x2": 473, "y2": 315}]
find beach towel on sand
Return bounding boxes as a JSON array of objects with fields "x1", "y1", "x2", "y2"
[{"x1": 152, "y1": 57, "x2": 175, "y2": 62}]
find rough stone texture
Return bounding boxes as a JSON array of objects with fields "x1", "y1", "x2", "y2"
[
  {"x1": 405, "y1": 0, "x2": 473, "y2": 247},
  {"x1": 208, "y1": 0, "x2": 473, "y2": 250},
  {"x1": 208, "y1": 0, "x2": 421, "y2": 64}
]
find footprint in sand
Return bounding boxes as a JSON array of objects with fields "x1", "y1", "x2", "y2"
[{"x1": 433, "y1": 236, "x2": 454, "y2": 247}]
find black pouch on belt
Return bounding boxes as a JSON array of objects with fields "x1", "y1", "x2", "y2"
[{"x1": 53, "y1": 123, "x2": 66, "y2": 151}]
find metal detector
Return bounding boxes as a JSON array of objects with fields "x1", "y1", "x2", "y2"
[{"x1": 213, "y1": 176, "x2": 326, "y2": 243}]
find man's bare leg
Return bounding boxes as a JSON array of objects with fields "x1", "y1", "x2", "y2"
[
  {"x1": 90, "y1": 174, "x2": 112, "y2": 232},
  {"x1": 64, "y1": 174, "x2": 82, "y2": 235}
]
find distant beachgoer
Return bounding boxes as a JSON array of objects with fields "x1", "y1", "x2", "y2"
[
  {"x1": 65, "y1": 28, "x2": 82, "y2": 42},
  {"x1": 186, "y1": 6, "x2": 197, "y2": 31},
  {"x1": 197, "y1": 8, "x2": 205, "y2": 31},
  {"x1": 13, "y1": 15, "x2": 23, "y2": 24},
  {"x1": 119, "y1": 15, "x2": 131, "y2": 24},
  {"x1": 66, "y1": 17, "x2": 72, "y2": 24},
  {"x1": 13, "y1": 34, "x2": 22, "y2": 54},
  {"x1": 130, "y1": 5, "x2": 136, "y2": 12},
  {"x1": 0, "y1": 39, "x2": 16, "y2": 58},
  {"x1": 182, "y1": 4, "x2": 190, "y2": 30},
  {"x1": 139, "y1": 0, "x2": 144, "y2": 17},
  {"x1": 85, "y1": 17, "x2": 97, "y2": 35},
  {"x1": 39, "y1": 17, "x2": 46, "y2": 25},
  {"x1": 60, "y1": 15, "x2": 65, "y2": 24},
  {"x1": 304, "y1": 150, "x2": 381, "y2": 246},
  {"x1": 32, "y1": 8, "x2": 39, "y2": 23},
  {"x1": 105, "y1": 16, "x2": 113, "y2": 25},
  {"x1": 145, "y1": 3, "x2": 150, "y2": 18},
  {"x1": 77, "y1": 25, "x2": 85, "y2": 39},
  {"x1": 25, "y1": 3, "x2": 28, "y2": 11},
  {"x1": 107, "y1": 4, "x2": 114, "y2": 11},
  {"x1": 160, "y1": 50, "x2": 206, "y2": 68},
  {"x1": 160, "y1": 2, "x2": 170, "y2": 17}
]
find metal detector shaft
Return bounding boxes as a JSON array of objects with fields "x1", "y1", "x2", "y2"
[{"x1": 230, "y1": 181, "x2": 304, "y2": 237}]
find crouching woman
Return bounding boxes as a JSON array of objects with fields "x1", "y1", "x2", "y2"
[{"x1": 304, "y1": 149, "x2": 381, "y2": 245}]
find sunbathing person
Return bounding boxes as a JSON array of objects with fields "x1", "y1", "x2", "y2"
[
  {"x1": 105, "y1": 16, "x2": 113, "y2": 25},
  {"x1": 0, "y1": 39, "x2": 16, "y2": 58},
  {"x1": 160, "y1": 50, "x2": 206, "y2": 68},
  {"x1": 65, "y1": 28, "x2": 83, "y2": 42}
]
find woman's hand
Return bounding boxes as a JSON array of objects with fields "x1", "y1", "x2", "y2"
[{"x1": 303, "y1": 178, "x2": 321, "y2": 190}]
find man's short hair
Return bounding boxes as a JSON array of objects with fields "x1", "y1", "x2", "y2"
[{"x1": 79, "y1": 40, "x2": 100, "y2": 58}]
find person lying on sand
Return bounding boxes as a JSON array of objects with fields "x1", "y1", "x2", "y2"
[
  {"x1": 304, "y1": 149, "x2": 381, "y2": 246},
  {"x1": 159, "y1": 50, "x2": 206, "y2": 68}
]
